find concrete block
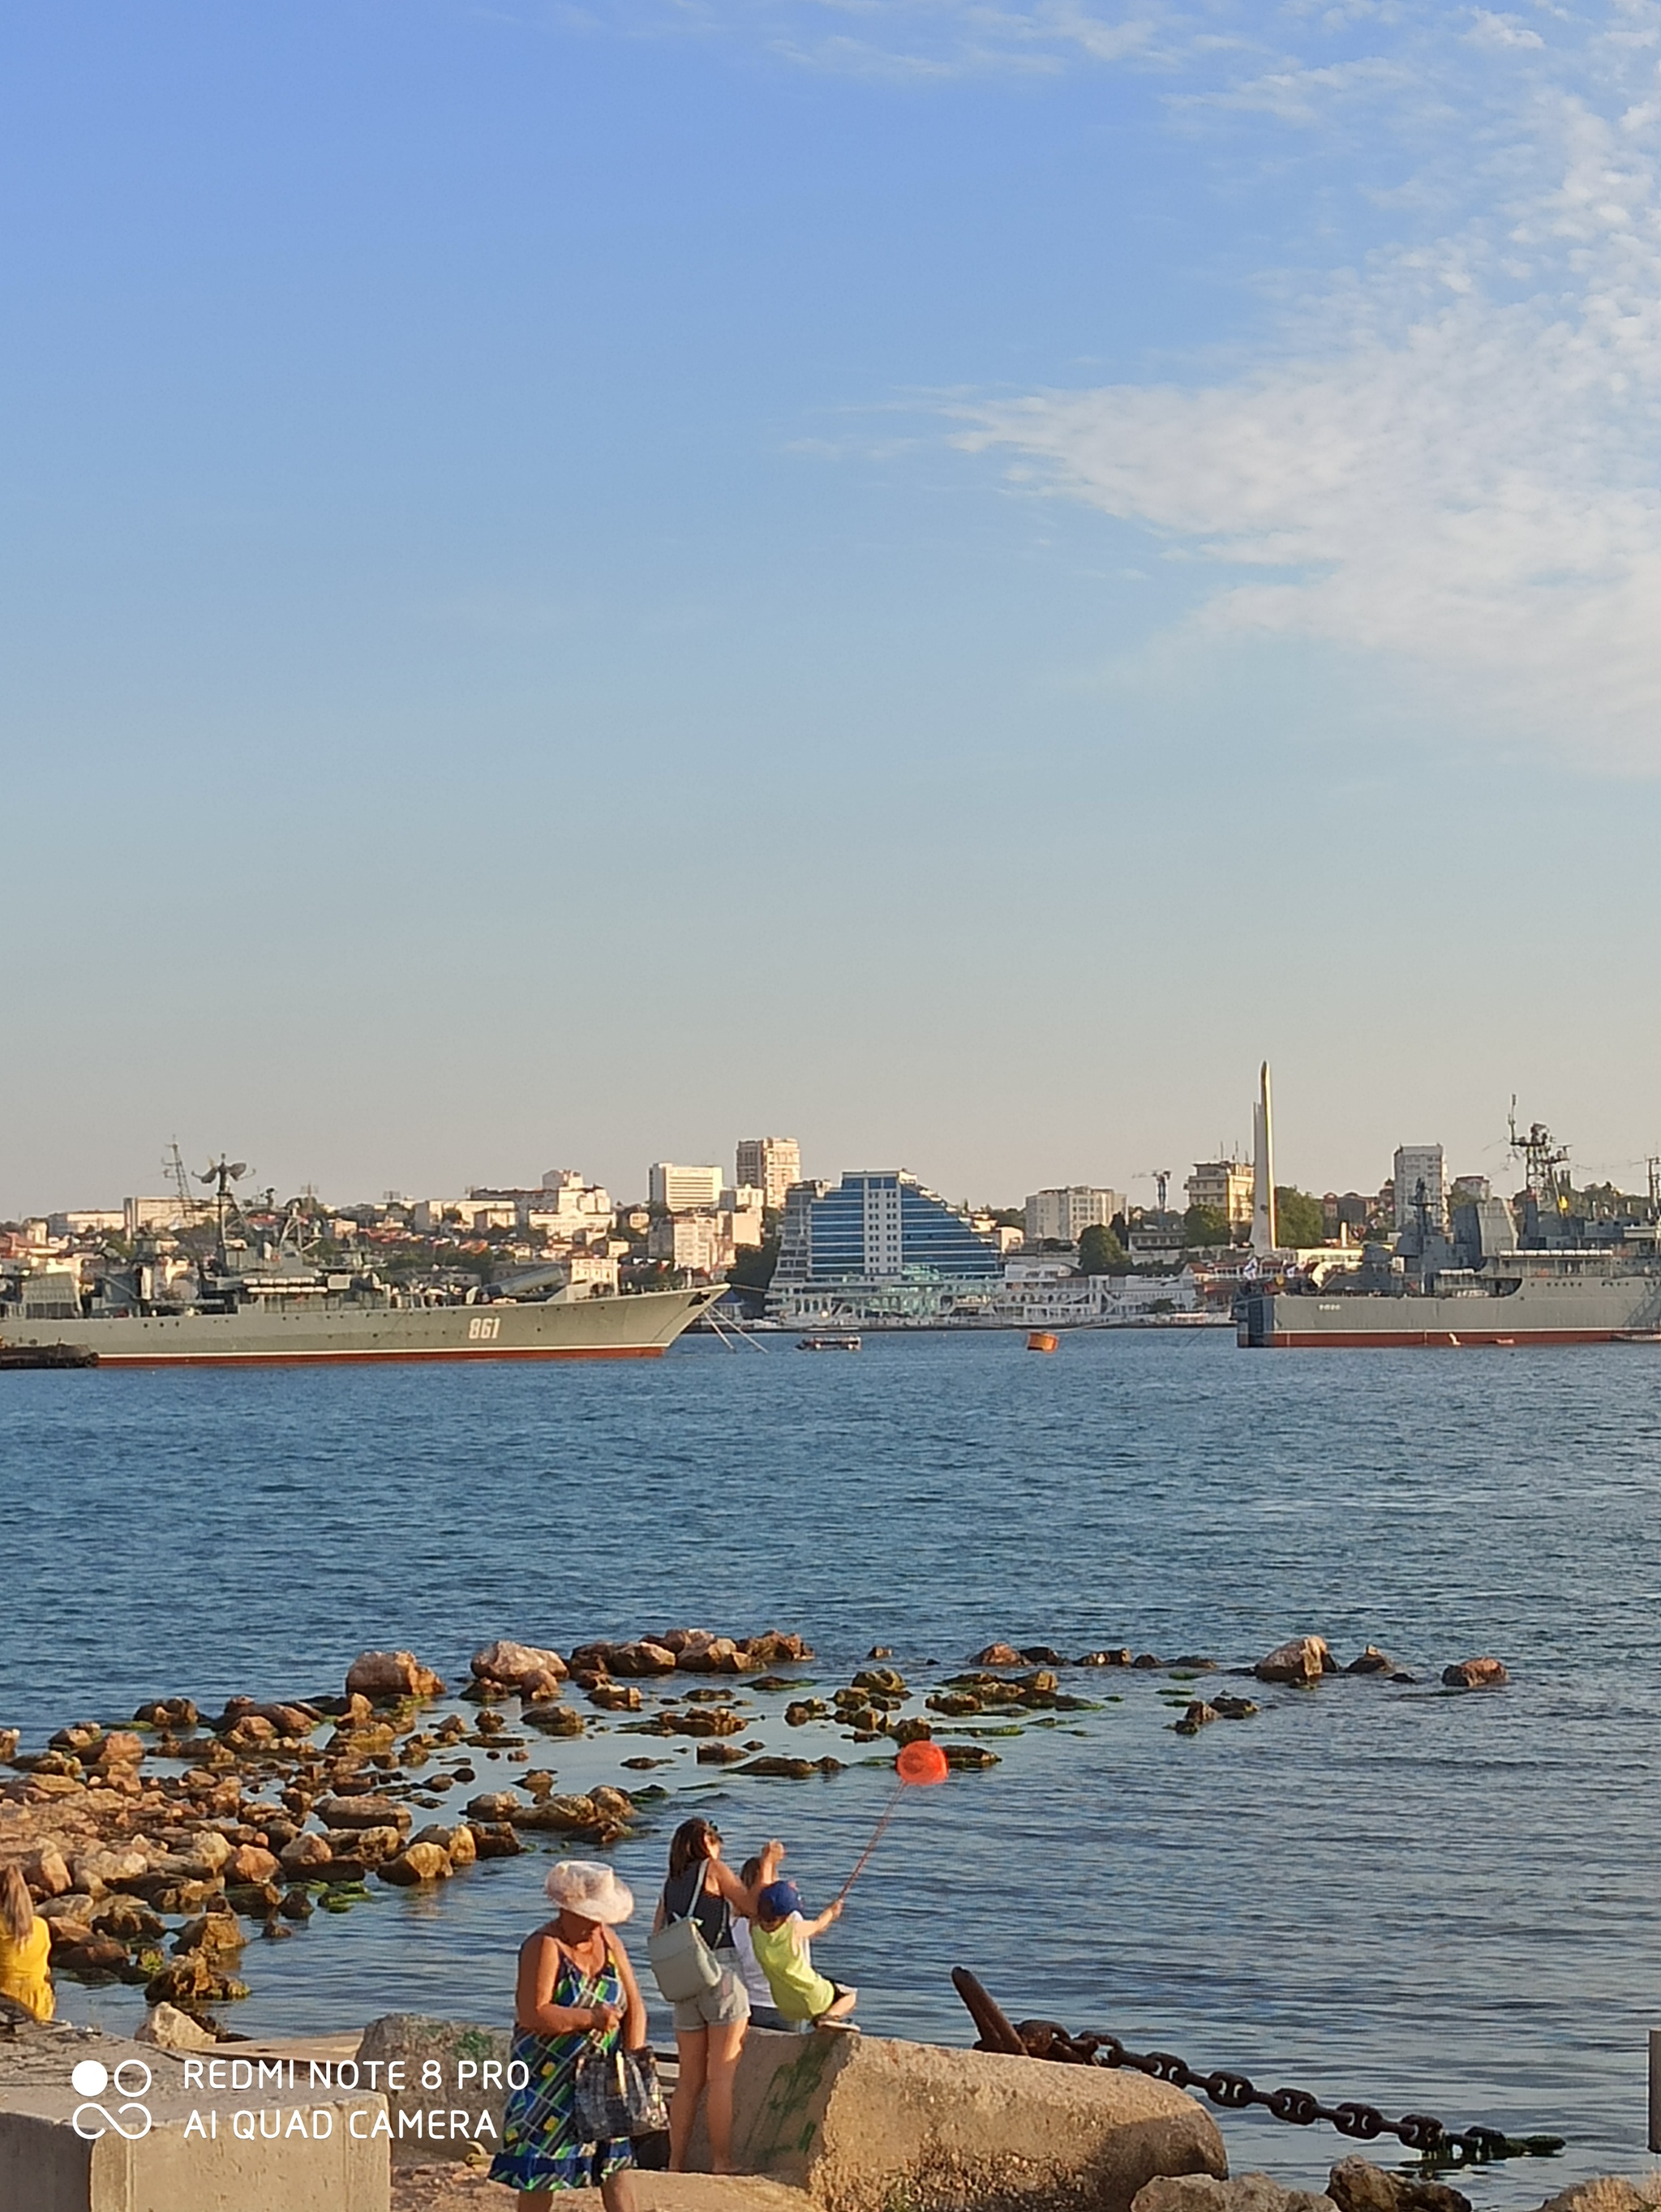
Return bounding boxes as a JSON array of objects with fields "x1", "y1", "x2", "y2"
[
  {"x1": 0, "y1": 2034, "x2": 388, "y2": 2212},
  {"x1": 692, "y1": 2028, "x2": 1229, "y2": 2212}
]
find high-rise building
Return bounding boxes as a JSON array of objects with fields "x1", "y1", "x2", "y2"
[
  {"x1": 1393, "y1": 1145, "x2": 1446, "y2": 1230},
  {"x1": 649, "y1": 1163, "x2": 723, "y2": 1213},
  {"x1": 1184, "y1": 1161, "x2": 1253, "y2": 1230},
  {"x1": 735, "y1": 1138, "x2": 801, "y2": 1213},
  {"x1": 770, "y1": 1172, "x2": 1003, "y2": 1322},
  {"x1": 1024, "y1": 1188, "x2": 1123, "y2": 1246}
]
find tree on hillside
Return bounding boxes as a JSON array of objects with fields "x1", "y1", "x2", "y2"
[
  {"x1": 1077, "y1": 1223, "x2": 1130, "y2": 1275},
  {"x1": 728, "y1": 1231, "x2": 780, "y2": 1294},
  {"x1": 1274, "y1": 1186, "x2": 1327, "y2": 1248},
  {"x1": 1183, "y1": 1203, "x2": 1230, "y2": 1247}
]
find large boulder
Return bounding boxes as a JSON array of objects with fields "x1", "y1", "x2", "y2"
[
  {"x1": 697, "y1": 2028, "x2": 1226, "y2": 2212},
  {"x1": 1441, "y1": 1657, "x2": 1508, "y2": 1690},
  {"x1": 1255, "y1": 1636, "x2": 1334, "y2": 1686},
  {"x1": 135, "y1": 2000, "x2": 219, "y2": 2051},
  {"x1": 345, "y1": 1648, "x2": 444, "y2": 1700},
  {"x1": 358, "y1": 2013, "x2": 510, "y2": 2163},
  {"x1": 470, "y1": 1639, "x2": 568, "y2": 1688}
]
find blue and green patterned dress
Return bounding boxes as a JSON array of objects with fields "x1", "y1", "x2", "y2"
[{"x1": 490, "y1": 1942, "x2": 633, "y2": 2193}]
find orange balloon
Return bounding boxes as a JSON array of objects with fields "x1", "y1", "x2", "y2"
[{"x1": 895, "y1": 1740, "x2": 949, "y2": 1785}]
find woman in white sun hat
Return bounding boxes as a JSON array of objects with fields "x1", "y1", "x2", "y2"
[{"x1": 491, "y1": 1859, "x2": 648, "y2": 2207}]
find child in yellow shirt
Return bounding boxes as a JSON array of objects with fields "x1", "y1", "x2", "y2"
[
  {"x1": 749, "y1": 1881, "x2": 856, "y2": 2029},
  {"x1": 0, "y1": 1866, "x2": 54, "y2": 2022}
]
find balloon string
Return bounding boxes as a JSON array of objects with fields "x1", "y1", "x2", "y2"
[{"x1": 833, "y1": 1779, "x2": 907, "y2": 1906}]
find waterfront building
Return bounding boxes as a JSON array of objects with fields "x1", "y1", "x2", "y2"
[
  {"x1": 735, "y1": 1138, "x2": 801, "y2": 1213},
  {"x1": 1024, "y1": 1187, "x2": 1124, "y2": 1247},
  {"x1": 650, "y1": 1162, "x2": 723, "y2": 1212},
  {"x1": 768, "y1": 1172, "x2": 1004, "y2": 1323},
  {"x1": 1184, "y1": 1160, "x2": 1253, "y2": 1231},
  {"x1": 123, "y1": 1196, "x2": 190, "y2": 1237},
  {"x1": 1393, "y1": 1144, "x2": 1445, "y2": 1230}
]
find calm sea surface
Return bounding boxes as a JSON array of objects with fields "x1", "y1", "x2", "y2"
[{"x1": 2, "y1": 1328, "x2": 1659, "y2": 2202}]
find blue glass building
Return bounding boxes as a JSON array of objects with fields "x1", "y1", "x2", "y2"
[{"x1": 769, "y1": 1172, "x2": 1003, "y2": 1323}]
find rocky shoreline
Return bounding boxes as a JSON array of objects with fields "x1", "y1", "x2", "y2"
[{"x1": 0, "y1": 1623, "x2": 1509, "y2": 2032}]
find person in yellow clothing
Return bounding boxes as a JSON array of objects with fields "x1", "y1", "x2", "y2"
[
  {"x1": 749, "y1": 1881, "x2": 856, "y2": 2029},
  {"x1": 0, "y1": 1865, "x2": 54, "y2": 2022}
]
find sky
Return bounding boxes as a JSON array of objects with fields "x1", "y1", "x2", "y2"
[{"x1": 6, "y1": 0, "x2": 1661, "y2": 1215}]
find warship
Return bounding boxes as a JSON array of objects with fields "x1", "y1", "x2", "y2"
[
  {"x1": 0, "y1": 1165, "x2": 719, "y2": 1367},
  {"x1": 1238, "y1": 1120, "x2": 1661, "y2": 1348}
]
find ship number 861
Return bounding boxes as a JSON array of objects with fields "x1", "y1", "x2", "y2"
[{"x1": 466, "y1": 1315, "x2": 501, "y2": 1342}]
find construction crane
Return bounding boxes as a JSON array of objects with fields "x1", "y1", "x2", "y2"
[{"x1": 1137, "y1": 1169, "x2": 1174, "y2": 1214}]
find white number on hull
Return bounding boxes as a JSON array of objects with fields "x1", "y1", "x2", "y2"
[{"x1": 467, "y1": 1315, "x2": 501, "y2": 1342}]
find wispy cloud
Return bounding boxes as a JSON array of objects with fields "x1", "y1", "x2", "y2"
[{"x1": 946, "y1": 10, "x2": 1661, "y2": 766}]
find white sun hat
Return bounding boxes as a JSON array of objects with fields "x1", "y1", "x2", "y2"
[{"x1": 544, "y1": 1859, "x2": 635, "y2": 1925}]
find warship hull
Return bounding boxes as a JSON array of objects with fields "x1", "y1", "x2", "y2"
[
  {"x1": 0, "y1": 1285, "x2": 719, "y2": 1367},
  {"x1": 1239, "y1": 1273, "x2": 1661, "y2": 1348}
]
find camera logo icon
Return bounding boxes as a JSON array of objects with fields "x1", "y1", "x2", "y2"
[{"x1": 71, "y1": 2058, "x2": 153, "y2": 2141}]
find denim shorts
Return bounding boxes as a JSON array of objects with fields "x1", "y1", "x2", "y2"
[{"x1": 671, "y1": 1953, "x2": 751, "y2": 2034}]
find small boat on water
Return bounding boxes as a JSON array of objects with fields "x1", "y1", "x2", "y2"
[
  {"x1": 1026, "y1": 1331, "x2": 1059, "y2": 1354},
  {"x1": 797, "y1": 1335, "x2": 861, "y2": 1352}
]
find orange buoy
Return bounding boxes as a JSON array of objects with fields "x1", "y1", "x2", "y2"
[
  {"x1": 1027, "y1": 1331, "x2": 1059, "y2": 1354},
  {"x1": 895, "y1": 1740, "x2": 950, "y2": 1786}
]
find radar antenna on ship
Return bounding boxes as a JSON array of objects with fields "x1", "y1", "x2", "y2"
[
  {"x1": 1507, "y1": 1100, "x2": 1570, "y2": 1216},
  {"x1": 197, "y1": 1155, "x2": 250, "y2": 1253}
]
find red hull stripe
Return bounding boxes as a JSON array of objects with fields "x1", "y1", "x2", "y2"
[
  {"x1": 1261, "y1": 1330, "x2": 1617, "y2": 1348},
  {"x1": 89, "y1": 1345, "x2": 667, "y2": 1368}
]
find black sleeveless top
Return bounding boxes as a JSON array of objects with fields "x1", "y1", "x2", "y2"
[{"x1": 663, "y1": 1865, "x2": 733, "y2": 1952}]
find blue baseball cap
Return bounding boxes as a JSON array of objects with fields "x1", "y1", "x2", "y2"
[{"x1": 758, "y1": 1880, "x2": 801, "y2": 1920}]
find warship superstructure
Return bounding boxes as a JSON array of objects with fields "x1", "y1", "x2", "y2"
[
  {"x1": 1238, "y1": 1121, "x2": 1661, "y2": 1348},
  {"x1": 0, "y1": 1173, "x2": 718, "y2": 1367}
]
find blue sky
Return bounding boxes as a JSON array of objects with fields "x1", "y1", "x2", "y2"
[{"x1": 6, "y1": 0, "x2": 1661, "y2": 1214}]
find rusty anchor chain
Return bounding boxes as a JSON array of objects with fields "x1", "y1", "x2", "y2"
[{"x1": 951, "y1": 1970, "x2": 1565, "y2": 2170}]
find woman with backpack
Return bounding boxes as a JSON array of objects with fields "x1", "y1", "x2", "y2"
[{"x1": 650, "y1": 1818, "x2": 782, "y2": 2173}]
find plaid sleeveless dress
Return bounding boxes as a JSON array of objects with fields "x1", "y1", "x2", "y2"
[{"x1": 489, "y1": 1943, "x2": 633, "y2": 2192}]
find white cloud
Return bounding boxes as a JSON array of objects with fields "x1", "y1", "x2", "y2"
[{"x1": 951, "y1": 22, "x2": 1661, "y2": 768}]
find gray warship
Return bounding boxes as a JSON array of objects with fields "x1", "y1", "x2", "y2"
[
  {"x1": 0, "y1": 1172, "x2": 718, "y2": 1368},
  {"x1": 1238, "y1": 1121, "x2": 1661, "y2": 1348}
]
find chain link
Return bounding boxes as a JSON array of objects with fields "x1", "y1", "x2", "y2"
[{"x1": 951, "y1": 1972, "x2": 1564, "y2": 2169}]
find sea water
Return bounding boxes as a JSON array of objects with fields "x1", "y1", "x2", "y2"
[{"x1": 2, "y1": 1327, "x2": 1659, "y2": 2202}]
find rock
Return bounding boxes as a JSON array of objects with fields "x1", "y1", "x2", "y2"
[
  {"x1": 187, "y1": 1830, "x2": 234, "y2": 1874},
  {"x1": 1212, "y1": 1696, "x2": 1260, "y2": 1721},
  {"x1": 785, "y1": 1700, "x2": 830, "y2": 1725},
  {"x1": 1255, "y1": 1636, "x2": 1333, "y2": 1686},
  {"x1": 697, "y1": 1743, "x2": 748, "y2": 1764},
  {"x1": 324, "y1": 1824, "x2": 406, "y2": 1865},
  {"x1": 972, "y1": 1643, "x2": 1024, "y2": 1666},
  {"x1": 1174, "y1": 1703, "x2": 1218, "y2": 1735},
  {"x1": 587, "y1": 1682, "x2": 642, "y2": 1712},
  {"x1": 1528, "y1": 2182, "x2": 1658, "y2": 2212},
  {"x1": 0, "y1": 1728, "x2": 19, "y2": 1762},
  {"x1": 1132, "y1": 1654, "x2": 1162, "y2": 1670},
  {"x1": 1078, "y1": 1648, "x2": 1133, "y2": 1666},
  {"x1": 927, "y1": 1691, "x2": 983, "y2": 1717},
  {"x1": 891, "y1": 1717, "x2": 933, "y2": 1747},
  {"x1": 345, "y1": 1648, "x2": 444, "y2": 1700},
  {"x1": 1346, "y1": 1645, "x2": 1396, "y2": 1675},
  {"x1": 315, "y1": 1794, "x2": 412, "y2": 1831},
  {"x1": 1170, "y1": 1655, "x2": 1219, "y2": 1672},
  {"x1": 172, "y1": 1909, "x2": 246, "y2": 1957},
  {"x1": 662, "y1": 1707, "x2": 745, "y2": 1738},
  {"x1": 410, "y1": 1823, "x2": 476, "y2": 1866},
  {"x1": 1328, "y1": 2157, "x2": 1473, "y2": 2212},
  {"x1": 852, "y1": 1666, "x2": 908, "y2": 1697},
  {"x1": 607, "y1": 1640, "x2": 678, "y2": 1677},
  {"x1": 1135, "y1": 2176, "x2": 1337, "y2": 2212},
  {"x1": 676, "y1": 1635, "x2": 751, "y2": 1674},
  {"x1": 225, "y1": 1844, "x2": 281, "y2": 1884},
  {"x1": 71, "y1": 1847, "x2": 152, "y2": 1897},
  {"x1": 470, "y1": 1639, "x2": 569, "y2": 1689},
  {"x1": 1442, "y1": 1657, "x2": 1508, "y2": 1690},
  {"x1": 55, "y1": 1936, "x2": 131, "y2": 1981},
  {"x1": 92, "y1": 1896, "x2": 164, "y2": 1940},
  {"x1": 867, "y1": 1645, "x2": 894, "y2": 1660},
  {"x1": 379, "y1": 1841, "x2": 453, "y2": 1884},
  {"x1": 465, "y1": 1790, "x2": 524, "y2": 1821},
  {"x1": 280, "y1": 1832, "x2": 333, "y2": 1871},
  {"x1": 49, "y1": 1721, "x2": 104, "y2": 1754},
  {"x1": 135, "y1": 2000, "x2": 218, "y2": 2051},
  {"x1": 740, "y1": 1631, "x2": 813, "y2": 1664},
  {"x1": 133, "y1": 1696, "x2": 200, "y2": 1729},
  {"x1": 467, "y1": 1822, "x2": 523, "y2": 1858},
  {"x1": 92, "y1": 1731, "x2": 146, "y2": 1765},
  {"x1": 25, "y1": 1846, "x2": 71, "y2": 1898},
  {"x1": 358, "y1": 2013, "x2": 512, "y2": 2164},
  {"x1": 522, "y1": 1703, "x2": 585, "y2": 1735},
  {"x1": 942, "y1": 1743, "x2": 1001, "y2": 1770},
  {"x1": 510, "y1": 1794, "x2": 603, "y2": 1833}
]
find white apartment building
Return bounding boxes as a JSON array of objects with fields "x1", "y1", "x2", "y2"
[
  {"x1": 1024, "y1": 1187, "x2": 1124, "y2": 1246},
  {"x1": 1393, "y1": 1144, "x2": 1446, "y2": 1229},
  {"x1": 735, "y1": 1138, "x2": 802, "y2": 1213},
  {"x1": 650, "y1": 1162, "x2": 723, "y2": 1212},
  {"x1": 647, "y1": 1213, "x2": 731, "y2": 1274},
  {"x1": 1185, "y1": 1161, "x2": 1254, "y2": 1230}
]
